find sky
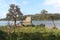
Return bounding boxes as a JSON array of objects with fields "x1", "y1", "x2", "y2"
[{"x1": 0, "y1": 0, "x2": 60, "y2": 18}]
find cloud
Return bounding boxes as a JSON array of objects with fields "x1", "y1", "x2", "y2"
[
  {"x1": 43, "y1": 0, "x2": 60, "y2": 13},
  {"x1": 44, "y1": 0, "x2": 60, "y2": 5},
  {"x1": 44, "y1": 0, "x2": 60, "y2": 7},
  {"x1": 21, "y1": 1, "x2": 29, "y2": 5},
  {"x1": 0, "y1": 12, "x2": 7, "y2": 19}
]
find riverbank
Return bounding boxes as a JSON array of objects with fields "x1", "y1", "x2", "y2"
[
  {"x1": 0, "y1": 26, "x2": 60, "y2": 40},
  {"x1": 0, "y1": 26, "x2": 58, "y2": 33}
]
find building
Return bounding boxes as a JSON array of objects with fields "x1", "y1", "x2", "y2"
[{"x1": 22, "y1": 16, "x2": 32, "y2": 25}]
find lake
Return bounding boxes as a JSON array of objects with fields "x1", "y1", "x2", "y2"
[{"x1": 0, "y1": 20, "x2": 60, "y2": 29}]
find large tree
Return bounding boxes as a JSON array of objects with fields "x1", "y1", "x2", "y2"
[
  {"x1": 41, "y1": 9, "x2": 48, "y2": 14},
  {"x1": 6, "y1": 4, "x2": 23, "y2": 26},
  {"x1": 40, "y1": 9, "x2": 48, "y2": 20}
]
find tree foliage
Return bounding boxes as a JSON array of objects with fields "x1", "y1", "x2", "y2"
[{"x1": 6, "y1": 4, "x2": 23, "y2": 26}]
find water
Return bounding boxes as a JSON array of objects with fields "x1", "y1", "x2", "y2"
[
  {"x1": 32, "y1": 20, "x2": 60, "y2": 28},
  {"x1": 0, "y1": 20, "x2": 60, "y2": 28}
]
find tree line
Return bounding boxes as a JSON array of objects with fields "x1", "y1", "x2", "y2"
[
  {"x1": 1, "y1": 9, "x2": 60, "y2": 21},
  {"x1": 1, "y1": 13, "x2": 60, "y2": 20}
]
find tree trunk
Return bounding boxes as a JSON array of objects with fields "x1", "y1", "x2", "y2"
[
  {"x1": 14, "y1": 17, "x2": 16, "y2": 26},
  {"x1": 52, "y1": 20, "x2": 56, "y2": 28},
  {"x1": 13, "y1": 17, "x2": 16, "y2": 33}
]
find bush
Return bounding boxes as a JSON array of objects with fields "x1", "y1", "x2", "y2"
[
  {"x1": 0, "y1": 30, "x2": 8, "y2": 40},
  {"x1": 0, "y1": 27, "x2": 60, "y2": 40}
]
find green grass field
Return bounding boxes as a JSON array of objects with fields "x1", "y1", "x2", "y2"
[{"x1": 0, "y1": 26, "x2": 60, "y2": 40}]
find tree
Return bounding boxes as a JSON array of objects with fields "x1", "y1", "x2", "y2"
[
  {"x1": 50, "y1": 16, "x2": 57, "y2": 29},
  {"x1": 41, "y1": 9, "x2": 56, "y2": 28},
  {"x1": 41, "y1": 9, "x2": 48, "y2": 14},
  {"x1": 40, "y1": 9, "x2": 48, "y2": 20},
  {"x1": 6, "y1": 4, "x2": 23, "y2": 26},
  {"x1": 16, "y1": 5, "x2": 23, "y2": 16}
]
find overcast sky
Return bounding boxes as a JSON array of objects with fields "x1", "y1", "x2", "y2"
[{"x1": 0, "y1": 0, "x2": 60, "y2": 18}]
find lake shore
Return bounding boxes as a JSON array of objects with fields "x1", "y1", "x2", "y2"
[
  {"x1": 0, "y1": 26, "x2": 60, "y2": 40},
  {"x1": 0, "y1": 20, "x2": 60, "y2": 29}
]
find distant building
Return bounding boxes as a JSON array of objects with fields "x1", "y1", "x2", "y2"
[{"x1": 22, "y1": 16, "x2": 32, "y2": 25}]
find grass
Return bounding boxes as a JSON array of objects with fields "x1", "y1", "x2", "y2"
[
  {"x1": 0, "y1": 26, "x2": 60, "y2": 40},
  {"x1": 0, "y1": 26, "x2": 60, "y2": 33}
]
